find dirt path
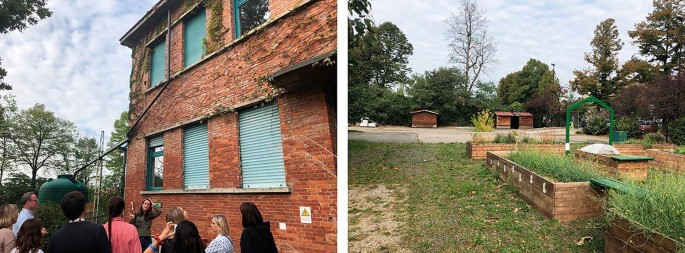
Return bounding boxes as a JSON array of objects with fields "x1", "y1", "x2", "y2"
[{"x1": 348, "y1": 184, "x2": 411, "y2": 253}]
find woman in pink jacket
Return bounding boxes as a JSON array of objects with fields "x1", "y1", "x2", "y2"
[{"x1": 104, "y1": 197, "x2": 142, "y2": 253}]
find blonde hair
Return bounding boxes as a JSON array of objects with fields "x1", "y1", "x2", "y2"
[
  {"x1": 0, "y1": 204, "x2": 19, "y2": 229},
  {"x1": 212, "y1": 215, "x2": 230, "y2": 236},
  {"x1": 166, "y1": 207, "x2": 186, "y2": 224}
]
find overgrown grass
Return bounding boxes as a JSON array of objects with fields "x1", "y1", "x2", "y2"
[
  {"x1": 674, "y1": 146, "x2": 685, "y2": 155},
  {"x1": 507, "y1": 150, "x2": 602, "y2": 182},
  {"x1": 606, "y1": 171, "x2": 685, "y2": 246},
  {"x1": 349, "y1": 140, "x2": 604, "y2": 252}
]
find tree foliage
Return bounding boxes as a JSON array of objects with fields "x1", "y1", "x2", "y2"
[
  {"x1": 445, "y1": 0, "x2": 497, "y2": 94},
  {"x1": 497, "y1": 59, "x2": 560, "y2": 127},
  {"x1": 54, "y1": 136, "x2": 99, "y2": 186},
  {"x1": 103, "y1": 111, "x2": 129, "y2": 197},
  {"x1": 348, "y1": 0, "x2": 373, "y2": 48},
  {"x1": 628, "y1": 0, "x2": 685, "y2": 74},
  {"x1": 571, "y1": 18, "x2": 624, "y2": 101},
  {"x1": 8, "y1": 104, "x2": 77, "y2": 189},
  {"x1": 349, "y1": 22, "x2": 413, "y2": 88},
  {"x1": 0, "y1": 95, "x2": 17, "y2": 186}
]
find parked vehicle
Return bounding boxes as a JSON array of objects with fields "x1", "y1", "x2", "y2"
[{"x1": 638, "y1": 120, "x2": 659, "y2": 133}]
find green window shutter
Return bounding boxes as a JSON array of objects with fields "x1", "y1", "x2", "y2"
[
  {"x1": 233, "y1": 0, "x2": 270, "y2": 38},
  {"x1": 239, "y1": 103, "x2": 286, "y2": 188},
  {"x1": 150, "y1": 40, "x2": 166, "y2": 87},
  {"x1": 184, "y1": 9, "x2": 206, "y2": 68},
  {"x1": 183, "y1": 123, "x2": 209, "y2": 189},
  {"x1": 147, "y1": 135, "x2": 164, "y2": 190}
]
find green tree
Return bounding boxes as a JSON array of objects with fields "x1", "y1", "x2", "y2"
[
  {"x1": 8, "y1": 104, "x2": 76, "y2": 189},
  {"x1": 54, "y1": 136, "x2": 99, "y2": 186},
  {"x1": 628, "y1": 0, "x2": 685, "y2": 74},
  {"x1": 103, "y1": 111, "x2": 129, "y2": 196},
  {"x1": 0, "y1": 95, "x2": 17, "y2": 186},
  {"x1": 570, "y1": 18, "x2": 624, "y2": 101},
  {"x1": 0, "y1": 0, "x2": 52, "y2": 90},
  {"x1": 497, "y1": 59, "x2": 557, "y2": 105},
  {"x1": 408, "y1": 67, "x2": 473, "y2": 125},
  {"x1": 349, "y1": 22, "x2": 413, "y2": 88},
  {"x1": 445, "y1": 0, "x2": 497, "y2": 94},
  {"x1": 348, "y1": 0, "x2": 373, "y2": 48}
]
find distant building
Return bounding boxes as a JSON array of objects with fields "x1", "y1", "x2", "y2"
[
  {"x1": 494, "y1": 112, "x2": 533, "y2": 129},
  {"x1": 410, "y1": 110, "x2": 438, "y2": 128},
  {"x1": 119, "y1": 0, "x2": 336, "y2": 252}
]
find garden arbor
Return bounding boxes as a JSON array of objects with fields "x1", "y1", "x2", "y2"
[{"x1": 566, "y1": 96, "x2": 614, "y2": 155}]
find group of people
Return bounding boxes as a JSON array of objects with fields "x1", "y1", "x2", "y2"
[{"x1": 0, "y1": 191, "x2": 278, "y2": 253}]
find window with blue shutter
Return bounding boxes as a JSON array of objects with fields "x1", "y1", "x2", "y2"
[
  {"x1": 239, "y1": 103, "x2": 286, "y2": 188},
  {"x1": 150, "y1": 40, "x2": 166, "y2": 87},
  {"x1": 184, "y1": 8, "x2": 206, "y2": 68},
  {"x1": 233, "y1": 0, "x2": 270, "y2": 38},
  {"x1": 147, "y1": 135, "x2": 164, "y2": 190},
  {"x1": 183, "y1": 123, "x2": 209, "y2": 189}
]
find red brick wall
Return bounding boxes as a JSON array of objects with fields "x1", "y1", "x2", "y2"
[{"x1": 123, "y1": 0, "x2": 336, "y2": 252}]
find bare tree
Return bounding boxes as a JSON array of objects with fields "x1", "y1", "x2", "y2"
[{"x1": 445, "y1": 0, "x2": 497, "y2": 94}]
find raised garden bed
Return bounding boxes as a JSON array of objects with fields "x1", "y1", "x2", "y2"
[
  {"x1": 467, "y1": 142, "x2": 674, "y2": 160},
  {"x1": 574, "y1": 150, "x2": 653, "y2": 180},
  {"x1": 645, "y1": 149, "x2": 685, "y2": 173},
  {"x1": 486, "y1": 151, "x2": 605, "y2": 222},
  {"x1": 605, "y1": 219, "x2": 679, "y2": 253}
]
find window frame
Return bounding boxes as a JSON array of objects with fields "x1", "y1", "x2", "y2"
[
  {"x1": 147, "y1": 137, "x2": 164, "y2": 191},
  {"x1": 233, "y1": 0, "x2": 270, "y2": 38},
  {"x1": 183, "y1": 8, "x2": 207, "y2": 68}
]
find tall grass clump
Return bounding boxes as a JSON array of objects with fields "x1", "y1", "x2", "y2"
[
  {"x1": 675, "y1": 146, "x2": 685, "y2": 155},
  {"x1": 606, "y1": 171, "x2": 685, "y2": 246},
  {"x1": 507, "y1": 150, "x2": 601, "y2": 182}
]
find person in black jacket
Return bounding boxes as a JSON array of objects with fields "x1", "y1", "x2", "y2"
[
  {"x1": 47, "y1": 191, "x2": 111, "y2": 253},
  {"x1": 239, "y1": 202, "x2": 277, "y2": 253}
]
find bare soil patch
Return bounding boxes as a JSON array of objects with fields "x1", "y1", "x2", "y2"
[{"x1": 348, "y1": 184, "x2": 410, "y2": 253}]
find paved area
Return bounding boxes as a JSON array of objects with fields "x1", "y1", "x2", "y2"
[{"x1": 348, "y1": 126, "x2": 609, "y2": 143}]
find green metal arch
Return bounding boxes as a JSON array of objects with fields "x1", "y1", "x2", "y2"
[{"x1": 565, "y1": 96, "x2": 614, "y2": 155}]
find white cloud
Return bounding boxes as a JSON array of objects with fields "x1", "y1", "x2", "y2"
[
  {"x1": 0, "y1": 0, "x2": 157, "y2": 141},
  {"x1": 370, "y1": 0, "x2": 654, "y2": 87}
]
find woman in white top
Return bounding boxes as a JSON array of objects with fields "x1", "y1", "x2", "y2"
[
  {"x1": 0, "y1": 204, "x2": 18, "y2": 253},
  {"x1": 205, "y1": 215, "x2": 234, "y2": 253},
  {"x1": 11, "y1": 219, "x2": 46, "y2": 253}
]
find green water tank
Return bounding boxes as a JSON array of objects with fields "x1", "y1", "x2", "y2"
[{"x1": 38, "y1": 175, "x2": 89, "y2": 204}]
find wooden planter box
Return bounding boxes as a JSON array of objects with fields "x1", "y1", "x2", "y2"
[
  {"x1": 613, "y1": 144, "x2": 676, "y2": 156},
  {"x1": 573, "y1": 150, "x2": 651, "y2": 180},
  {"x1": 486, "y1": 151, "x2": 605, "y2": 222},
  {"x1": 467, "y1": 142, "x2": 565, "y2": 160},
  {"x1": 646, "y1": 149, "x2": 685, "y2": 173},
  {"x1": 605, "y1": 219, "x2": 681, "y2": 253}
]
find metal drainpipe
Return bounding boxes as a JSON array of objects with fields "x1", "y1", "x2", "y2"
[{"x1": 120, "y1": 146, "x2": 127, "y2": 198}]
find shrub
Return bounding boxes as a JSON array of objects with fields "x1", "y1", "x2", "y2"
[
  {"x1": 471, "y1": 109, "x2": 494, "y2": 132},
  {"x1": 669, "y1": 117, "x2": 685, "y2": 145},
  {"x1": 643, "y1": 132, "x2": 666, "y2": 144},
  {"x1": 471, "y1": 133, "x2": 486, "y2": 143},
  {"x1": 507, "y1": 150, "x2": 601, "y2": 182},
  {"x1": 493, "y1": 132, "x2": 516, "y2": 143},
  {"x1": 583, "y1": 115, "x2": 608, "y2": 135},
  {"x1": 615, "y1": 117, "x2": 641, "y2": 139},
  {"x1": 675, "y1": 146, "x2": 685, "y2": 155},
  {"x1": 606, "y1": 171, "x2": 685, "y2": 246},
  {"x1": 34, "y1": 202, "x2": 68, "y2": 249}
]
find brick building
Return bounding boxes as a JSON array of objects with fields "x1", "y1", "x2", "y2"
[{"x1": 119, "y1": 0, "x2": 337, "y2": 252}]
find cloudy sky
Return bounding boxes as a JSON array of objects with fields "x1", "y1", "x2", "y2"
[
  {"x1": 0, "y1": 0, "x2": 157, "y2": 141},
  {"x1": 369, "y1": 0, "x2": 654, "y2": 87}
]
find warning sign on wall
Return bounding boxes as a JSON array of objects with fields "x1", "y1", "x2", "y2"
[{"x1": 300, "y1": 206, "x2": 312, "y2": 224}]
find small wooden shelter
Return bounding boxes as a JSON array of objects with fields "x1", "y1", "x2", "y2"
[
  {"x1": 411, "y1": 110, "x2": 438, "y2": 128},
  {"x1": 494, "y1": 111, "x2": 533, "y2": 129}
]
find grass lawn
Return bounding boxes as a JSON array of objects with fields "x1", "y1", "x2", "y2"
[{"x1": 349, "y1": 140, "x2": 604, "y2": 252}]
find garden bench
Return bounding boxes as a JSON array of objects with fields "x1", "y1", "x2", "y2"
[{"x1": 589, "y1": 177, "x2": 648, "y2": 196}]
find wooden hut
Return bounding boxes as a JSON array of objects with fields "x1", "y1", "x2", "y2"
[
  {"x1": 494, "y1": 111, "x2": 533, "y2": 129},
  {"x1": 411, "y1": 110, "x2": 438, "y2": 128}
]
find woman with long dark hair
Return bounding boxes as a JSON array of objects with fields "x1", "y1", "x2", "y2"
[
  {"x1": 11, "y1": 219, "x2": 44, "y2": 253},
  {"x1": 0, "y1": 204, "x2": 19, "y2": 253},
  {"x1": 104, "y1": 197, "x2": 141, "y2": 253},
  {"x1": 144, "y1": 220, "x2": 204, "y2": 253},
  {"x1": 239, "y1": 202, "x2": 277, "y2": 253},
  {"x1": 130, "y1": 198, "x2": 162, "y2": 250}
]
